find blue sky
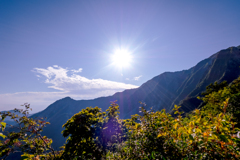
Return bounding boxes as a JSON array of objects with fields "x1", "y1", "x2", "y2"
[{"x1": 0, "y1": 0, "x2": 240, "y2": 112}]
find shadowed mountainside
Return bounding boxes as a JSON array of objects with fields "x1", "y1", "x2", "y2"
[{"x1": 31, "y1": 45, "x2": 240, "y2": 149}]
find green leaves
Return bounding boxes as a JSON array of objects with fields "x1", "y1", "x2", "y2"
[
  {"x1": 61, "y1": 102, "x2": 124, "y2": 160},
  {"x1": 0, "y1": 121, "x2": 6, "y2": 131},
  {"x1": 0, "y1": 117, "x2": 6, "y2": 139},
  {"x1": 2, "y1": 77, "x2": 240, "y2": 159},
  {"x1": 0, "y1": 133, "x2": 6, "y2": 139},
  {"x1": 108, "y1": 97, "x2": 240, "y2": 159},
  {"x1": 20, "y1": 155, "x2": 30, "y2": 160},
  {"x1": 0, "y1": 104, "x2": 54, "y2": 160}
]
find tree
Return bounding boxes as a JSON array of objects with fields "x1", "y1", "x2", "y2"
[
  {"x1": 0, "y1": 103, "x2": 55, "y2": 160},
  {"x1": 108, "y1": 101, "x2": 240, "y2": 159},
  {"x1": 200, "y1": 77, "x2": 240, "y2": 127},
  {"x1": 61, "y1": 102, "x2": 124, "y2": 160},
  {"x1": 201, "y1": 81, "x2": 228, "y2": 96},
  {"x1": 2, "y1": 77, "x2": 240, "y2": 159}
]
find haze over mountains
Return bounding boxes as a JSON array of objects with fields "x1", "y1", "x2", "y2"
[{"x1": 29, "y1": 45, "x2": 240, "y2": 149}]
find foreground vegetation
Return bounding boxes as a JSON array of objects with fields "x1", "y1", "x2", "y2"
[{"x1": 1, "y1": 77, "x2": 240, "y2": 159}]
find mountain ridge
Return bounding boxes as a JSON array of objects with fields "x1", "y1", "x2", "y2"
[{"x1": 30, "y1": 45, "x2": 240, "y2": 149}]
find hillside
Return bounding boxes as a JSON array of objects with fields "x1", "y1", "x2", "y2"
[{"x1": 31, "y1": 45, "x2": 240, "y2": 149}]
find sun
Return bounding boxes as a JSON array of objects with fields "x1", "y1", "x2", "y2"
[{"x1": 111, "y1": 49, "x2": 132, "y2": 68}]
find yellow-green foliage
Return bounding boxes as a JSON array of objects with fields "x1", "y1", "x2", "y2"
[
  {"x1": 1, "y1": 78, "x2": 240, "y2": 159},
  {"x1": 0, "y1": 115, "x2": 6, "y2": 139},
  {"x1": 200, "y1": 77, "x2": 240, "y2": 127},
  {"x1": 107, "y1": 78, "x2": 240, "y2": 159},
  {"x1": 108, "y1": 100, "x2": 240, "y2": 159},
  {"x1": 60, "y1": 102, "x2": 124, "y2": 160},
  {"x1": 0, "y1": 104, "x2": 55, "y2": 160}
]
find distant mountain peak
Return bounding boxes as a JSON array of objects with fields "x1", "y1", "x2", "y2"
[
  {"x1": 61, "y1": 96, "x2": 74, "y2": 100},
  {"x1": 55, "y1": 96, "x2": 75, "y2": 103}
]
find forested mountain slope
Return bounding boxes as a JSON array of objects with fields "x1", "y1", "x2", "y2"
[{"x1": 31, "y1": 45, "x2": 240, "y2": 149}]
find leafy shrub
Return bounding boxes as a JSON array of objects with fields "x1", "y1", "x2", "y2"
[
  {"x1": 0, "y1": 115, "x2": 6, "y2": 139},
  {"x1": 61, "y1": 102, "x2": 124, "y2": 160},
  {"x1": 108, "y1": 100, "x2": 240, "y2": 159},
  {"x1": 0, "y1": 104, "x2": 55, "y2": 160},
  {"x1": 1, "y1": 78, "x2": 240, "y2": 159}
]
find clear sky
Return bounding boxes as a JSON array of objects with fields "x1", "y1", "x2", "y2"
[{"x1": 0, "y1": 0, "x2": 240, "y2": 112}]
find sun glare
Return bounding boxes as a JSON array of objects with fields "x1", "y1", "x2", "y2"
[{"x1": 111, "y1": 49, "x2": 132, "y2": 68}]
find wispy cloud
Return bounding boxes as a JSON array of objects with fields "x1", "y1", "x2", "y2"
[
  {"x1": 134, "y1": 75, "x2": 142, "y2": 81},
  {"x1": 125, "y1": 75, "x2": 142, "y2": 81},
  {"x1": 32, "y1": 65, "x2": 138, "y2": 92},
  {"x1": 71, "y1": 68, "x2": 83, "y2": 73},
  {"x1": 0, "y1": 66, "x2": 139, "y2": 112}
]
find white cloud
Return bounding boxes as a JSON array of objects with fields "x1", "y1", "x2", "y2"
[
  {"x1": 126, "y1": 78, "x2": 130, "y2": 80},
  {"x1": 32, "y1": 65, "x2": 138, "y2": 92},
  {"x1": 71, "y1": 68, "x2": 83, "y2": 73},
  {"x1": 134, "y1": 75, "x2": 142, "y2": 81},
  {"x1": 0, "y1": 65, "x2": 139, "y2": 112}
]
